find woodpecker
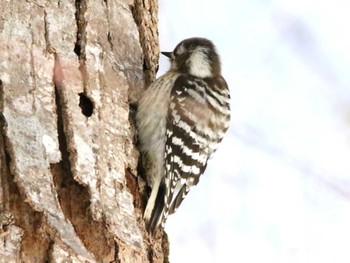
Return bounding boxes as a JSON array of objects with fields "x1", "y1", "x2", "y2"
[{"x1": 136, "y1": 37, "x2": 230, "y2": 233}]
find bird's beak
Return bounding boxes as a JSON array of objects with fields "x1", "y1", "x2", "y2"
[{"x1": 161, "y1": 51, "x2": 173, "y2": 58}]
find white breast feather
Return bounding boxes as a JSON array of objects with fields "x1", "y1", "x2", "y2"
[{"x1": 136, "y1": 72, "x2": 179, "y2": 185}]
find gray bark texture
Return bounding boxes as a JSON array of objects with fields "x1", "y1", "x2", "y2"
[{"x1": 0, "y1": 0, "x2": 168, "y2": 262}]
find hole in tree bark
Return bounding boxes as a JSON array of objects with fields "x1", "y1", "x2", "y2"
[
  {"x1": 74, "y1": 41, "x2": 81, "y2": 57},
  {"x1": 79, "y1": 93, "x2": 94, "y2": 117}
]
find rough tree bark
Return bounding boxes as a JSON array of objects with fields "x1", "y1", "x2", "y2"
[{"x1": 0, "y1": 0, "x2": 168, "y2": 262}]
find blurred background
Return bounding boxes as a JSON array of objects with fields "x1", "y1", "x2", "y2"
[{"x1": 158, "y1": 0, "x2": 350, "y2": 262}]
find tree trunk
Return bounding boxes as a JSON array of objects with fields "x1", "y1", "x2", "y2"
[{"x1": 0, "y1": 0, "x2": 167, "y2": 262}]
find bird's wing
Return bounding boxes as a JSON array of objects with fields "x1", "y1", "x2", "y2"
[{"x1": 147, "y1": 75, "x2": 230, "y2": 233}]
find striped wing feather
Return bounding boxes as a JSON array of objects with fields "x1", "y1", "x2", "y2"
[{"x1": 164, "y1": 75, "x2": 229, "y2": 218}]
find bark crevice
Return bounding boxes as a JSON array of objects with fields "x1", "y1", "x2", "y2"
[
  {"x1": 43, "y1": 9, "x2": 53, "y2": 52},
  {"x1": 74, "y1": 0, "x2": 93, "y2": 110},
  {"x1": 0, "y1": 79, "x2": 12, "y2": 214},
  {"x1": 130, "y1": 0, "x2": 159, "y2": 86},
  {"x1": 74, "y1": 0, "x2": 87, "y2": 60}
]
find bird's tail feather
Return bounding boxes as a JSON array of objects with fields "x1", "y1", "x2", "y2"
[{"x1": 147, "y1": 179, "x2": 166, "y2": 234}]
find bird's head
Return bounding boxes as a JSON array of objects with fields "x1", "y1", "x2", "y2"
[{"x1": 162, "y1": 37, "x2": 221, "y2": 78}]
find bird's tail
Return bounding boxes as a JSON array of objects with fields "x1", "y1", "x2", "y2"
[{"x1": 144, "y1": 178, "x2": 166, "y2": 234}]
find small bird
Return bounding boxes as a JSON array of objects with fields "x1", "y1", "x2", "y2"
[{"x1": 136, "y1": 37, "x2": 230, "y2": 233}]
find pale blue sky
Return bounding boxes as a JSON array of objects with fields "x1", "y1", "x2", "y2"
[{"x1": 158, "y1": 1, "x2": 350, "y2": 262}]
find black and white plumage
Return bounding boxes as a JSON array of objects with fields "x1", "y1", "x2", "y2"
[{"x1": 136, "y1": 37, "x2": 230, "y2": 233}]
